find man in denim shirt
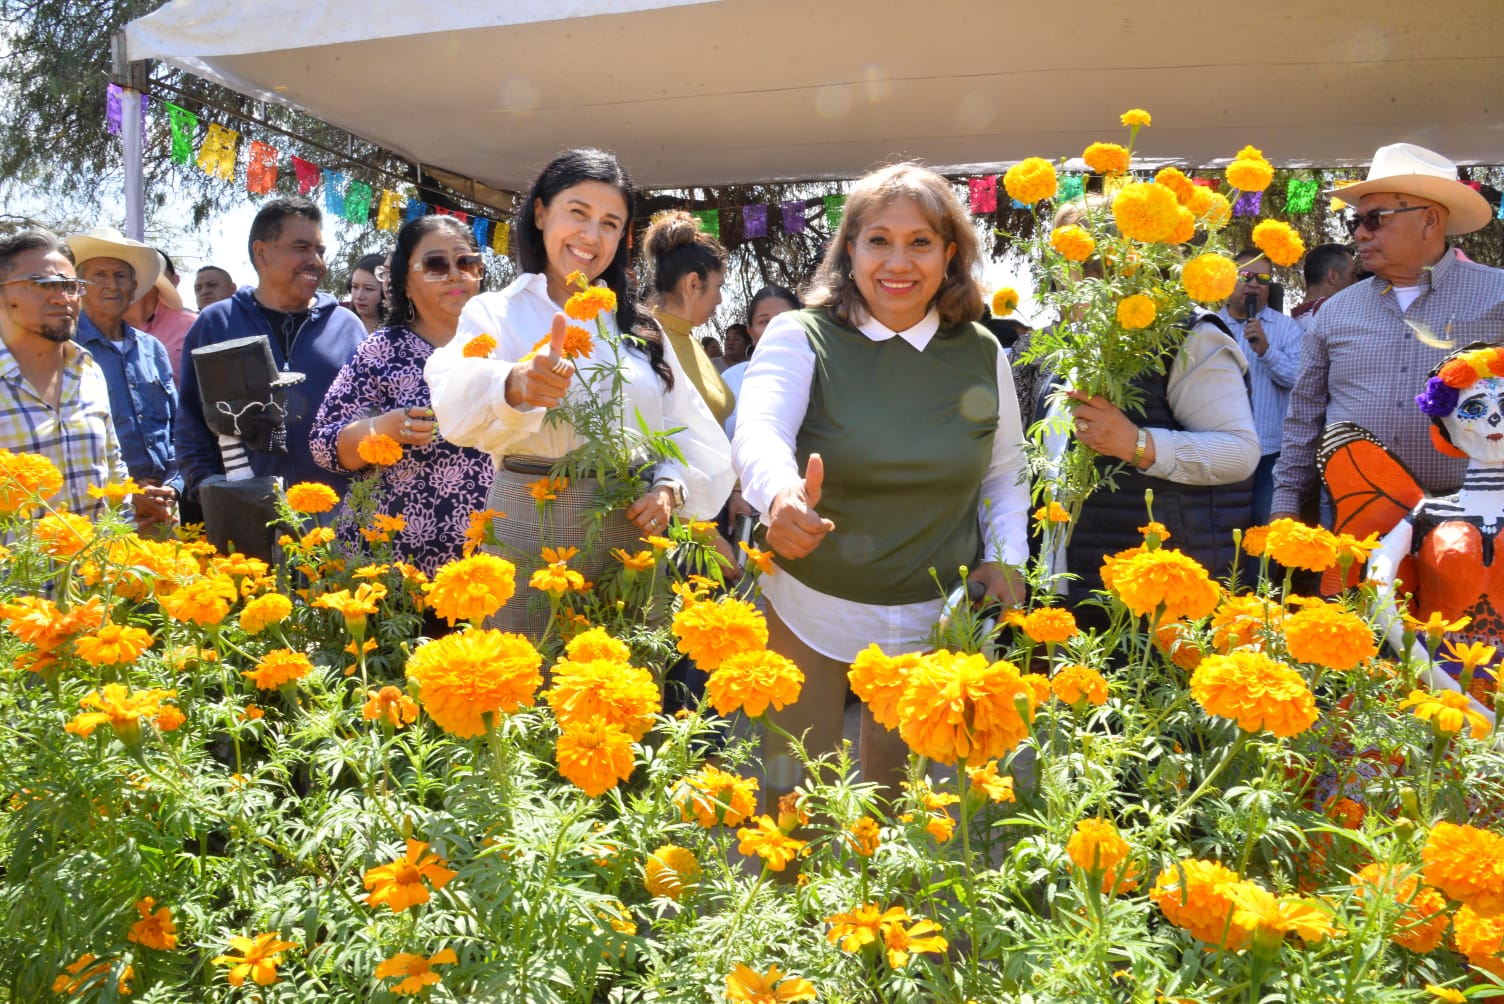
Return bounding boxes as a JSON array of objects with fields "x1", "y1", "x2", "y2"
[{"x1": 67, "y1": 227, "x2": 180, "y2": 530}]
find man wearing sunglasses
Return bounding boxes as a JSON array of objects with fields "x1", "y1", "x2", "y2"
[
  {"x1": 1271, "y1": 143, "x2": 1504, "y2": 526},
  {"x1": 0, "y1": 229, "x2": 128, "y2": 520}
]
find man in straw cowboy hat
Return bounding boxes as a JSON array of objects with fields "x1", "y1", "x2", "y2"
[
  {"x1": 1270, "y1": 142, "x2": 1504, "y2": 523},
  {"x1": 66, "y1": 226, "x2": 182, "y2": 530}
]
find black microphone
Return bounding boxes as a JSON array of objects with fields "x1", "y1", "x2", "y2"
[{"x1": 1243, "y1": 292, "x2": 1259, "y2": 320}]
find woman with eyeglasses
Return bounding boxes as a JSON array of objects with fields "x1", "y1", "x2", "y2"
[{"x1": 311, "y1": 214, "x2": 494, "y2": 573}]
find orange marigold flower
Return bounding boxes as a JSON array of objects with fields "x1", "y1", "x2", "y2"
[
  {"x1": 1265, "y1": 517, "x2": 1337, "y2": 572},
  {"x1": 1422, "y1": 821, "x2": 1504, "y2": 915},
  {"x1": 284, "y1": 481, "x2": 339, "y2": 514},
  {"x1": 1051, "y1": 663, "x2": 1110, "y2": 706},
  {"x1": 363, "y1": 685, "x2": 420, "y2": 729},
  {"x1": 1226, "y1": 155, "x2": 1275, "y2": 193},
  {"x1": 73, "y1": 623, "x2": 152, "y2": 666},
  {"x1": 527, "y1": 476, "x2": 569, "y2": 502},
  {"x1": 967, "y1": 760, "x2": 1016, "y2": 802},
  {"x1": 1224, "y1": 880, "x2": 1333, "y2": 948},
  {"x1": 530, "y1": 560, "x2": 585, "y2": 596},
  {"x1": 462, "y1": 508, "x2": 503, "y2": 557},
  {"x1": 1107, "y1": 547, "x2": 1221, "y2": 621},
  {"x1": 1120, "y1": 108, "x2": 1152, "y2": 128},
  {"x1": 1083, "y1": 141, "x2": 1131, "y2": 175},
  {"x1": 1181, "y1": 253, "x2": 1238, "y2": 304},
  {"x1": 897, "y1": 650, "x2": 1035, "y2": 765},
  {"x1": 1282, "y1": 603, "x2": 1378, "y2": 671},
  {"x1": 563, "y1": 285, "x2": 617, "y2": 321},
  {"x1": 35, "y1": 511, "x2": 94, "y2": 558},
  {"x1": 211, "y1": 932, "x2": 297, "y2": 986},
  {"x1": 1023, "y1": 606, "x2": 1078, "y2": 644},
  {"x1": 243, "y1": 648, "x2": 313, "y2": 690},
  {"x1": 737, "y1": 815, "x2": 806, "y2": 871},
  {"x1": 1034, "y1": 500, "x2": 1072, "y2": 525},
  {"x1": 1400, "y1": 688, "x2": 1491, "y2": 739},
  {"x1": 363, "y1": 839, "x2": 457, "y2": 912},
  {"x1": 707, "y1": 648, "x2": 804, "y2": 718},
  {"x1": 357, "y1": 432, "x2": 403, "y2": 466},
  {"x1": 556, "y1": 717, "x2": 637, "y2": 796},
  {"x1": 881, "y1": 914, "x2": 948, "y2": 968},
  {"x1": 239, "y1": 593, "x2": 292, "y2": 634},
  {"x1": 736, "y1": 541, "x2": 774, "y2": 575},
  {"x1": 159, "y1": 574, "x2": 238, "y2": 626},
  {"x1": 1116, "y1": 293, "x2": 1157, "y2": 330},
  {"x1": 375, "y1": 948, "x2": 458, "y2": 996},
  {"x1": 545, "y1": 656, "x2": 660, "y2": 740},
  {"x1": 315, "y1": 582, "x2": 387, "y2": 631},
  {"x1": 991, "y1": 287, "x2": 1019, "y2": 317},
  {"x1": 127, "y1": 896, "x2": 177, "y2": 951},
  {"x1": 1167, "y1": 204, "x2": 1197, "y2": 244},
  {"x1": 1151, "y1": 858, "x2": 1249, "y2": 948},
  {"x1": 1210, "y1": 593, "x2": 1283, "y2": 652},
  {"x1": 1190, "y1": 651, "x2": 1316, "y2": 737},
  {"x1": 0, "y1": 448, "x2": 63, "y2": 514},
  {"x1": 1003, "y1": 157, "x2": 1058, "y2": 205},
  {"x1": 1111, "y1": 181, "x2": 1181, "y2": 243},
  {"x1": 672, "y1": 596, "x2": 767, "y2": 670},
  {"x1": 1154, "y1": 166, "x2": 1195, "y2": 204},
  {"x1": 51, "y1": 953, "x2": 133, "y2": 996},
  {"x1": 1241, "y1": 524, "x2": 1270, "y2": 557},
  {"x1": 155, "y1": 704, "x2": 186, "y2": 731},
  {"x1": 423, "y1": 552, "x2": 517, "y2": 625},
  {"x1": 563, "y1": 625, "x2": 631, "y2": 663},
  {"x1": 1067, "y1": 818, "x2": 1138, "y2": 893},
  {"x1": 847, "y1": 644, "x2": 922, "y2": 730},
  {"x1": 405, "y1": 628, "x2": 541, "y2": 738},
  {"x1": 673, "y1": 764, "x2": 759, "y2": 828},
  {"x1": 1351, "y1": 863, "x2": 1448, "y2": 954},
  {"x1": 613, "y1": 546, "x2": 657, "y2": 573},
  {"x1": 1251, "y1": 218, "x2": 1306, "y2": 268},
  {"x1": 724, "y1": 963, "x2": 816, "y2": 1003},
  {"x1": 827, "y1": 903, "x2": 905, "y2": 953},
  {"x1": 64, "y1": 684, "x2": 175, "y2": 742},
  {"x1": 848, "y1": 816, "x2": 882, "y2": 856},
  {"x1": 87, "y1": 477, "x2": 142, "y2": 504},
  {"x1": 1453, "y1": 904, "x2": 1504, "y2": 979},
  {"x1": 643, "y1": 844, "x2": 701, "y2": 901},
  {"x1": 1049, "y1": 224, "x2": 1096, "y2": 263},
  {"x1": 561, "y1": 324, "x2": 594, "y2": 359},
  {"x1": 462, "y1": 333, "x2": 497, "y2": 358}
]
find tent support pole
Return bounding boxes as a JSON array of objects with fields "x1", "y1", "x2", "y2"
[{"x1": 110, "y1": 31, "x2": 149, "y2": 240}]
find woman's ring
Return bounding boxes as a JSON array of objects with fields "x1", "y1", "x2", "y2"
[
  {"x1": 1076, "y1": 419, "x2": 1090, "y2": 434},
  {"x1": 647, "y1": 517, "x2": 660, "y2": 529},
  {"x1": 551, "y1": 359, "x2": 571, "y2": 376}
]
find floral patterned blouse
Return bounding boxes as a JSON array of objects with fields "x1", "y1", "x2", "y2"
[{"x1": 311, "y1": 325, "x2": 495, "y2": 573}]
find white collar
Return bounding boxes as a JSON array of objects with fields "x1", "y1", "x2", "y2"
[{"x1": 856, "y1": 307, "x2": 941, "y2": 351}]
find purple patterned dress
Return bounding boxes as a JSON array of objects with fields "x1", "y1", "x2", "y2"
[{"x1": 311, "y1": 325, "x2": 495, "y2": 573}]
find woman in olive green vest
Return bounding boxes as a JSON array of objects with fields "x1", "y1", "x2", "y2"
[{"x1": 731, "y1": 163, "x2": 1031, "y2": 802}]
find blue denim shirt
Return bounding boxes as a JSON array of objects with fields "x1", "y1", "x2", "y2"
[{"x1": 75, "y1": 312, "x2": 181, "y2": 494}]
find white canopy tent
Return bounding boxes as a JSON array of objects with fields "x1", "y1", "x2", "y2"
[{"x1": 123, "y1": 0, "x2": 1504, "y2": 201}]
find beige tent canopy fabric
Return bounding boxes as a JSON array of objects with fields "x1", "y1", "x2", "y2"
[{"x1": 125, "y1": 0, "x2": 1504, "y2": 192}]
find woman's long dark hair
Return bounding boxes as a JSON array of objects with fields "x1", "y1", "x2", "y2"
[{"x1": 385, "y1": 215, "x2": 477, "y2": 328}]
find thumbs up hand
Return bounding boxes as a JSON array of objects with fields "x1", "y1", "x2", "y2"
[
  {"x1": 766, "y1": 453, "x2": 835, "y2": 559},
  {"x1": 504, "y1": 312, "x2": 575, "y2": 409}
]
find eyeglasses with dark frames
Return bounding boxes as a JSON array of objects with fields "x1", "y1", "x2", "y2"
[
  {"x1": 1237, "y1": 271, "x2": 1273, "y2": 285},
  {"x1": 411, "y1": 252, "x2": 485, "y2": 282},
  {"x1": 0, "y1": 275, "x2": 91, "y2": 298}
]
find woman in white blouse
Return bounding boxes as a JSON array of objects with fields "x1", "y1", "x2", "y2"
[
  {"x1": 425, "y1": 149, "x2": 734, "y2": 632},
  {"x1": 732, "y1": 163, "x2": 1030, "y2": 800}
]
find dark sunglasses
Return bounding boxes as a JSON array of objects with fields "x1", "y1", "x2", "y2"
[
  {"x1": 1344, "y1": 205, "x2": 1425, "y2": 237},
  {"x1": 1237, "y1": 271, "x2": 1272, "y2": 285},
  {"x1": 412, "y1": 252, "x2": 484, "y2": 282}
]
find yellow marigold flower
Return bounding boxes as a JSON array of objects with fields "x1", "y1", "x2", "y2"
[
  {"x1": 1083, "y1": 141, "x2": 1130, "y2": 175},
  {"x1": 611, "y1": 546, "x2": 656, "y2": 573},
  {"x1": 1224, "y1": 880, "x2": 1333, "y2": 948},
  {"x1": 563, "y1": 285, "x2": 617, "y2": 321},
  {"x1": 73, "y1": 623, "x2": 152, "y2": 666},
  {"x1": 1421, "y1": 821, "x2": 1504, "y2": 917},
  {"x1": 1181, "y1": 253, "x2": 1238, "y2": 304},
  {"x1": 736, "y1": 814, "x2": 807, "y2": 871},
  {"x1": 1186, "y1": 186, "x2": 1231, "y2": 228},
  {"x1": 1241, "y1": 524, "x2": 1269, "y2": 558},
  {"x1": 1403, "y1": 610, "x2": 1471, "y2": 643},
  {"x1": 212, "y1": 931, "x2": 297, "y2": 986},
  {"x1": 1151, "y1": 858, "x2": 1249, "y2": 948},
  {"x1": 363, "y1": 839, "x2": 456, "y2": 912},
  {"x1": 461, "y1": 508, "x2": 503, "y2": 557},
  {"x1": 643, "y1": 533, "x2": 675, "y2": 551},
  {"x1": 1112, "y1": 181, "x2": 1181, "y2": 243},
  {"x1": 1424, "y1": 986, "x2": 1467, "y2": 1004},
  {"x1": 1154, "y1": 166, "x2": 1195, "y2": 204},
  {"x1": 315, "y1": 582, "x2": 387, "y2": 631},
  {"x1": 297, "y1": 525, "x2": 337, "y2": 550},
  {"x1": 1003, "y1": 156, "x2": 1059, "y2": 204},
  {"x1": 882, "y1": 914, "x2": 949, "y2": 968},
  {"x1": 1051, "y1": 663, "x2": 1109, "y2": 706},
  {"x1": 531, "y1": 560, "x2": 586, "y2": 596},
  {"x1": 737, "y1": 541, "x2": 775, "y2": 575},
  {"x1": 159, "y1": 574, "x2": 238, "y2": 626},
  {"x1": 1350, "y1": 863, "x2": 1448, "y2": 954},
  {"x1": 64, "y1": 683, "x2": 175, "y2": 742},
  {"x1": 405, "y1": 628, "x2": 541, "y2": 738},
  {"x1": 897, "y1": 650, "x2": 1035, "y2": 765},
  {"x1": 827, "y1": 903, "x2": 905, "y2": 953},
  {"x1": 1067, "y1": 818, "x2": 1138, "y2": 893},
  {"x1": 243, "y1": 649, "x2": 313, "y2": 690},
  {"x1": 127, "y1": 896, "x2": 177, "y2": 951},
  {"x1": 0, "y1": 448, "x2": 63, "y2": 513},
  {"x1": 423, "y1": 552, "x2": 517, "y2": 626},
  {"x1": 847, "y1": 644, "x2": 922, "y2": 729},
  {"x1": 1023, "y1": 606, "x2": 1078, "y2": 644},
  {"x1": 357, "y1": 431, "x2": 403, "y2": 466},
  {"x1": 1282, "y1": 603, "x2": 1377, "y2": 671},
  {"x1": 363, "y1": 685, "x2": 420, "y2": 729},
  {"x1": 1049, "y1": 224, "x2": 1097, "y2": 263},
  {"x1": 239, "y1": 593, "x2": 292, "y2": 634},
  {"x1": 1120, "y1": 108, "x2": 1152, "y2": 128},
  {"x1": 707, "y1": 649, "x2": 803, "y2": 718},
  {"x1": 1116, "y1": 293, "x2": 1157, "y2": 330},
  {"x1": 643, "y1": 844, "x2": 701, "y2": 901},
  {"x1": 1107, "y1": 547, "x2": 1221, "y2": 621},
  {"x1": 556, "y1": 716, "x2": 637, "y2": 796},
  {"x1": 1190, "y1": 651, "x2": 1316, "y2": 737},
  {"x1": 1033, "y1": 501, "x2": 1071, "y2": 526},
  {"x1": 375, "y1": 948, "x2": 458, "y2": 996},
  {"x1": 724, "y1": 963, "x2": 816, "y2": 1002},
  {"x1": 284, "y1": 481, "x2": 338, "y2": 514},
  {"x1": 1167, "y1": 204, "x2": 1197, "y2": 244},
  {"x1": 1452, "y1": 904, "x2": 1504, "y2": 979},
  {"x1": 51, "y1": 953, "x2": 133, "y2": 996},
  {"x1": 545, "y1": 657, "x2": 660, "y2": 740},
  {"x1": 848, "y1": 816, "x2": 882, "y2": 856},
  {"x1": 462, "y1": 333, "x2": 497, "y2": 358},
  {"x1": 1443, "y1": 638, "x2": 1497, "y2": 676},
  {"x1": 991, "y1": 286, "x2": 1019, "y2": 317},
  {"x1": 672, "y1": 596, "x2": 767, "y2": 670},
  {"x1": 1251, "y1": 218, "x2": 1305, "y2": 268},
  {"x1": 967, "y1": 760, "x2": 1016, "y2": 802},
  {"x1": 87, "y1": 477, "x2": 143, "y2": 504},
  {"x1": 561, "y1": 625, "x2": 628, "y2": 663},
  {"x1": 35, "y1": 511, "x2": 93, "y2": 558},
  {"x1": 527, "y1": 475, "x2": 569, "y2": 502},
  {"x1": 1211, "y1": 593, "x2": 1283, "y2": 652},
  {"x1": 673, "y1": 764, "x2": 759, "y2": 828},
  {"x1": 1264, "y1": 518, "x2": 1338, "y2": 572},
  {"x1": 1226, "y1": 155, "x2": 1275, "y2": 193}
]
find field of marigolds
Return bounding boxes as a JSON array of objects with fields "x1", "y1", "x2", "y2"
[{"x1": 2, "y1": 449, "x2": 1504, "y2": 1004}]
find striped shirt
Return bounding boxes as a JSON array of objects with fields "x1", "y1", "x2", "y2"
[
  {"x1": 0, "y1": 338, "x2": 127, "y2": 519},
  {"x1": 1217, "y1": 306, "x2": 1304, "y2": 455},
  {"x1": 1272, "y1": 248, "x2": 1504, "y2": 516}
]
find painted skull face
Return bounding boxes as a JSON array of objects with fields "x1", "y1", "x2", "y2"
[{"x1": 1444, "y1": 377, "x2": 1504, "y2": 465}]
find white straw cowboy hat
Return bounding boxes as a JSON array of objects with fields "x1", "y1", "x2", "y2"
[
  {"x1": 1325, "y1": 143, "x2": 1493, "y2": 236},
  {"x1": 64, "y1": 227, "x2": 165, "y2": 304}
]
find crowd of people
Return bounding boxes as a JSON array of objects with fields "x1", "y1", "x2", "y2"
[{"x1": 3, "y1": 139, "x2": 1502, "y2": 790}]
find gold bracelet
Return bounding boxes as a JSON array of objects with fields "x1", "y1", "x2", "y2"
[{"x1": 1131, "y1": 428, "x2": 1148, "y2": 468}]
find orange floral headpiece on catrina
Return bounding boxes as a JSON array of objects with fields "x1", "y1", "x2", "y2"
[{"x1": 1416, "y1": 341, "x2": 1504, "y2": 458}]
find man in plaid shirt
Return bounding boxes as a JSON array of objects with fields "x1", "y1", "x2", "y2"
[{"x1": 0, "y1": 229, "x2": 126, "y2": 519}]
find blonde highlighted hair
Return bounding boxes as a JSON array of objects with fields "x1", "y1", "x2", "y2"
[{"x1": 804, "y1": 163, "x2": 984, "y2": 327}]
